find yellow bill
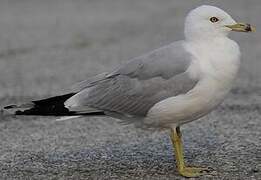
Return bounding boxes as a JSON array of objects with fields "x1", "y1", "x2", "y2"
[{"x1": 226, "y1": 23, "x2": 256, "y2": 32}]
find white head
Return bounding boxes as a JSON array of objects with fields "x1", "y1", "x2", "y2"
[{"x1": 184, "y1": 5, "x2": 254, "y2": 41}]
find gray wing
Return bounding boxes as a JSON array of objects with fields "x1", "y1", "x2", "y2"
[
  {"x1": 65, "y1": 41, "x2": 198, "y2": 117},
  {"x1": 108, "y1": 41, "x2": 192, "y2": 79},
  {"x1": 71, "y1": 72, "x2": 110, "y2": 92}
]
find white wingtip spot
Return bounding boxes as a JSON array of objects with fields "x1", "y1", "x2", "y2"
[{"x1": 55, "y1": 116, "x2": 81, "y2": 122}]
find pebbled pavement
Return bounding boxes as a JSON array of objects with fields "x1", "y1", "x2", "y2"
[{"x1": 0, "y1": 0, "x2": 260, "y2": 179}]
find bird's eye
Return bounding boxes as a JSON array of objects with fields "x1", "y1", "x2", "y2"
[{"x1": 210, "y1": 17, "x2": 219, "y2": 23}]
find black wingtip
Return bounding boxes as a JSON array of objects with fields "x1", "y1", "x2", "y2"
[
  {"x1": 3, "y1": 105, "x2": 18, "y2": 110},
  {"x1": 3, "y1": 93, "x2": 105, "y2": 117}
]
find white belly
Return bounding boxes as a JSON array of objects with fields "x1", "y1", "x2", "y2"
[{"x1": 144, "y1": 77, "x2": 233, "y2": 128}]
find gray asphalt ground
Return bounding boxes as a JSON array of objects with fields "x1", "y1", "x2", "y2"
[{"x1": 0, "y1": 0, "x2": 260, "y2": 179}]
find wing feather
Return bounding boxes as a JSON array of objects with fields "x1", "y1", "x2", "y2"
[{"x1": 65, "y1": 41, "x2": 198, "y2": 118}]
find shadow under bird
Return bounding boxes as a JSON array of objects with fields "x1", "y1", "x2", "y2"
[{"x1": 3, "y1": 5, "x2": 255, "y2": 178}]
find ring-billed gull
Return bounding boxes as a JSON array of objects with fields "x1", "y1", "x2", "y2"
[{"x1": 3, "y1": 5, "x2": 255, "y2": 177}]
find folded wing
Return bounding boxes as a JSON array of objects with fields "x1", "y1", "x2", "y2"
[{"x1": 65, "y1": 41, "x2": 198, "y2": 118}]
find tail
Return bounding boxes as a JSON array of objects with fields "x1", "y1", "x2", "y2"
[{"x1": 3, "y1": 93, "x2": 105, "y2": 116}]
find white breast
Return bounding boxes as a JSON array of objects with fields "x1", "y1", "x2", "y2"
[{"x1": 144, "y1": 37, "x2": 241, "y2": 128}]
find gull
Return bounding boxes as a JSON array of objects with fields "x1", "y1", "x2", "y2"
[{"x1": 3, "y1": 5, "x2": 255, "y2": 177}]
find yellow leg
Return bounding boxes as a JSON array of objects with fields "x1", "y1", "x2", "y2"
[{"x1": 170, "y1": 127, "x2": 212, "y2": 177}]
